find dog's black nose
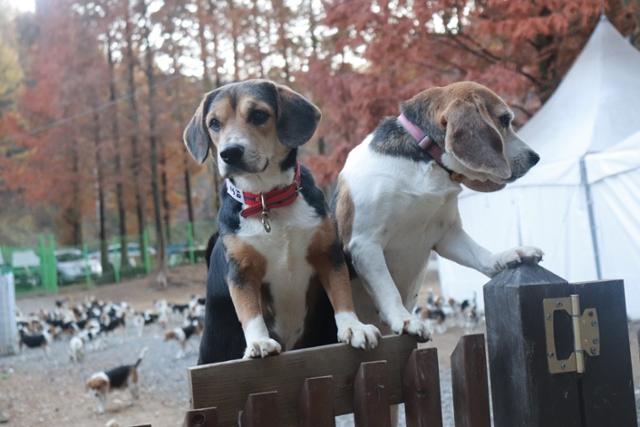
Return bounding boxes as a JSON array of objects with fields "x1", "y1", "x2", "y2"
[
  {"x1": 220, "y1": 145, "x2": 244, "y2": 165},
  {"x1": 528, "y1": 151, "x2": 540, "y2": 166}
]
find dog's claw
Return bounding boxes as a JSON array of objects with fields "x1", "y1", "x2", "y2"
[
  {"x1": 391, "y1": 317, "x2": 432, "y2": 343},
  {"x1": 243, "y1": 338, "x2": 281, "y2": 359},
  {"x1": 338, "y1": 323, "x2": 380, "y2": 350}
]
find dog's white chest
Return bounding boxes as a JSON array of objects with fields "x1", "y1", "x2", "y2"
[{"x1": 237, "y1": 199, "x2": 321, "y2": 349}]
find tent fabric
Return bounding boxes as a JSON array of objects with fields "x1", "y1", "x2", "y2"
[{"x1": 438, "y1": 17, "x2": 640, "y2": 318}]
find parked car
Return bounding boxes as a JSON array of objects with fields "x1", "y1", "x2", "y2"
[
  {"x1": 101, "y1": 243, "x2": 156, "y2": 269},
  {"x1": 55, "y1": 248, "x2": 102, "y2": 284},
  {"x1": 11, "y1": 249, "x2": 41, "y2": 287}
]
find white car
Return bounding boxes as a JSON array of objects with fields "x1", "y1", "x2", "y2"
[{"x1": 56, "y1": 249, "x2": 102, "y2": 284}]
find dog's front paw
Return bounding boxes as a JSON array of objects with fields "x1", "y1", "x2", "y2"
[
  {"x1": 243, "y1": 338, "x2": 281, "y2": 359},
  {"x1": 390, "y1": 316, "x2": 432, "y2": 343},
  {"x1": 338, "y1": 323, "x2": 380, "y2": 350},
  {"x1": 491, "y1": 246, "x2": 544, "y2": 274},
  {"x1": 336, "y1": 312, "x2": 380, "y2": 350}
]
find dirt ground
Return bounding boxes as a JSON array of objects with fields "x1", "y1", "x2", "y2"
[{"x1": 1, "y1": 264, "x2": 639, "y2": 427}]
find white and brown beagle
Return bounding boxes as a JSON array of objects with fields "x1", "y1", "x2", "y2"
[
  {"x1": 334, "y1": 81, "x2": 544, "y2": 340},
  {"x1": 86, "y1": 348, "x2": 147, "y2": 414},
  {"x1": 183, "y1": 79, "x2": 380, "y2": 363}
]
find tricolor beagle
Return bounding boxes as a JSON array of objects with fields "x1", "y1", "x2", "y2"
[
  {"x1": 334, "y1": 81, "x2": 544, "y2": 340},
  {"x1": 184, "y1": 79, "x2": 380, "y2": 363}
]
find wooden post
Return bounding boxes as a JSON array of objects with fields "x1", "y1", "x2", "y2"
[
  {"x1": 184, "y1": 407, "x2": 218, "y2": 427},
  {"x1": 353, "y1": 361, "x2": 391, "y2": 427},
  {"x1": 239, "y1": 391, "x2": 278, "y2": 427},
  {"x1": 451, "y1": 334, "x2": 490, "y2": 427},
  {"x1": 403, "y1": 348, "x2": 443, "y2": 427},
  {"x1": 299, "y1": 376, "x2": 335, "y2": 427},
  {"x1": 484, "y1": 263, "x2": 638, "y2": 427}
]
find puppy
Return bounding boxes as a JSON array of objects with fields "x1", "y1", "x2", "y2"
[
  {"x1": 69, "y1": 335, "x2": 85, "y2": 363},
  {"x1": 18, "y1": 328, "x2": 51, "y2": 354},
  {"x1": 86, "y1": 348, "x2": 147, "y2": 414},
  {"x1": 334, "y1": 81, "x2": 543, "y2": 339},
  {"x1": 164, "y1": 323, "x2": 202, "y2": 359},
  {"x1": 183, "y1": 79, "x2": 380, "y2": 363}
]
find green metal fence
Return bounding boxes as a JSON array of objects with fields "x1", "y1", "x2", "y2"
[{"x1": 0, "y1": 220, "x2": 214, "y2": 295}]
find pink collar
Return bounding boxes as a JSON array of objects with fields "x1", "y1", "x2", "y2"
[{"x1": 397, "y1": 113, "x2": 453, "y2": 174}]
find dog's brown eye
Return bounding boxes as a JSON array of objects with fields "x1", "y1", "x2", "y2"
[
  {"x1": 249, "y1": 110, "x2": 270, "y2": 126},
  {"x1": 210, "y1": 118, "x2": 221, "y2": 132},
  {"x1": 499, "y1": 114, "x2": 511, "y2": 128}
]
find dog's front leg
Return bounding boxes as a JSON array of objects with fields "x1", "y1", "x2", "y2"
[
  {"x1": 435, "y1": 221, "x2": 543, "y2": 277},
  {"x1": 225, "y1": 236, "x2": 281, "y2": 359},
  {"x1": 308, "y1": 220, "x2": 380, "y2": 349},
  {"x1": 349, "y1": 237, "x2": 431, "y2": 341}
]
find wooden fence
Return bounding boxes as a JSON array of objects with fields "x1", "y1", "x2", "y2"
[
  {"x1": 180, "y1": 333, "x2": 488, "y2": 427},
  {"x1": 134, "y1": 264, "x2": 639, "y2": 427}
]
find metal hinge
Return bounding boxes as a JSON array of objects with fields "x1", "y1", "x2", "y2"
[{"x1": 543, "y1": 294, "x2": 600, "y2": 374}]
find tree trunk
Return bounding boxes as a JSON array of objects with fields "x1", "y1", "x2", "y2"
[
  {"x1": 168, "y1": 39, "x2": 195, "y2": 226},
  {"x1": 197, "y1": 0, "x2": 211, "y2": 89},
  {"x1": 123, "y1": 0, "x2": 147, "y2": 266},
  {"x1": 70, "y1": 136, "x2": 83, "y2": 247},
  {"x1": 251, "y1": 0, "x2": 265, "y2": 77},
  {"x1": 91, "y1": 102, "x2": 109, "y2": 275},
  {"x1": 106, "y1": 30, "x2": 130, "y2": 269},
  {"x1": 141, "y1": 0, "x2": 167, "y2": 285},
  {"x1": 227, "y1": 0, "x2": 240, "y2": 81},
  {"x1": 160, "y1": 145, "x2": 171, "y2": 244},
  {"x1": 208, "y1": 0, "x2": 221, "y2": 87},
  {"x1": 272, "y1": 0, "x2": 291, "y2": 82},
  {"x1": 307, "y1": 0, "x2": 318, "y2": 57},
  {"x1": 205, "y1": 0, "x2": 221, "y2": 215}
]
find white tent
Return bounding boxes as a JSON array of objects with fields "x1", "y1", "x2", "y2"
[{"x1": 438, "y1": 17, "x2": 640, "y2": 318}]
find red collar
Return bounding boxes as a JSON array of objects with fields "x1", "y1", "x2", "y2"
[{"x1": 225, "y1": 164, "x2": 302, "y2": 231}]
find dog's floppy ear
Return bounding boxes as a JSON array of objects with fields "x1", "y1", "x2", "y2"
[
  {"x1": 183, "y1": 90, "x2": 219, "y2": 164},
  {"x1": 274, "y1": 84, "x2": 321, "y2": 148},
  {"x1": 443, "y1": 97, "x2": 511, "y2": 180}
]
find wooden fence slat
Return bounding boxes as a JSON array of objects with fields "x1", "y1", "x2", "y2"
[
  {"x1": 403, "y1": 348, "x2": 443, "y2": 427},
  {"x1": 299, "y1": 376, "x2": 335, "y2": 427},
  {"x1": 184, "y1": 407, "x2": 218, "y2": 427},
  {"x1": 189, "y1": 334, "x2": 416, "y2": 426},
  {"x1": 353, "y1": 360, "x2": 391, "y2": 427},
  {"x1": 451, "y1": 334, "x2": 490, "y2": 427},
  {"x1": 239, "y1": 391, "x2": 279, "y2": 427}
]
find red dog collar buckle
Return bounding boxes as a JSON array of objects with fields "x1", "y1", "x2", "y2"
[{"x1": 225, "y1": 164, "x2": 302, "y2": 232}]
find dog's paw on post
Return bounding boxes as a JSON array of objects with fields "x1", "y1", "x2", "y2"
[{"x1": 492, "y1": 246, "x2": 544, "y2": 274}]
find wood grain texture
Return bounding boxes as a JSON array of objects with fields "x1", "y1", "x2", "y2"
[
  {"x1": 189, "y1": 335, "x2": 416, "y2": 426},
  {"x1": 189, "y1": 334, "x2": 416, "y2": 426},
  {"x1": 575, "y1": 280, "x2": 638, "y2": 427},
  {"x1": 483, "y1": 264, "x2": 581, "y2": 427},
  {"x1": 239, "y1": 391, "x2": 279, "y2": 427},
  {"x1": 451, "y1": 334, "x2": 490, "y2": 427},
  {"x1": 353, "y1": 361, "x2": 391, "y2": 427},
  {"x1": 299, "y1": 376, "x2": 335, "y2": 427},
  {"x1": 403, "y1": 348, "x2": 443, "y2": 427},
  {"x1": 184, "y1": 407, "x2": 218, "y2": 427}
]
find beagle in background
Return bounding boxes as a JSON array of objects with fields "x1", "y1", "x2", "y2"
[
  {"x1": 18, "y1": 328, "x2": 51, "y2": 354},
  {"x1": 164, "y1": 322, "x2": 203, "y2": 359},
  {"x1": 334, "y1": 81, "x2": 543, "y2": 340},
  {"x1": 85, "y1": 347, "x2": 147, "y2": 414},
  {"x1": 183, "y1": 79, "x2": 380, "y2": 364}
]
